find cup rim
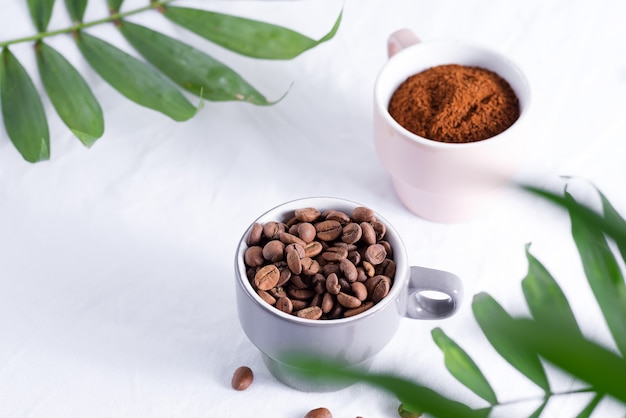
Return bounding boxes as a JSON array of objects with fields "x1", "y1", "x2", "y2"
[
  {"x1": 235, "y1": 196, "x2": 410, "y2": 326},
  {"x1": 374, "y1": 38, "x2": 532, "y2": 149}
]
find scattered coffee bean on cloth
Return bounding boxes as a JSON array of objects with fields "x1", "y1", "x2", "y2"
[
  {"x1": 243, "y1": 206, "x2": 396, "y2": 320},
  {"x1": 304, "y1": 407, "x2": 332, "y2": 418},
  {"x1": 231, "y1": 366, "x2": 253, "y2": 391}
]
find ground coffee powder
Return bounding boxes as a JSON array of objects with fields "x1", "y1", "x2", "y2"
[{"x1": 387, "y1": 64, "x2": 520, "y2": 143}]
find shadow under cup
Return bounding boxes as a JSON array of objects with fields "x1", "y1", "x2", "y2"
[
  {"x1": 234, "y1": 197, "x2": 463, "y2": 391},
  {"x1": 374, "y1": 40, "x2": 531, "y2": 223}
]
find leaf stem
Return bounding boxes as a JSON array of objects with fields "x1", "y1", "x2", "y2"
[
  {"x1": 480, "y1": 387, "x2": 596, "y2": 411},
  {"x1": 0, "y1": 0, "x2": 177, "y2": 48}
]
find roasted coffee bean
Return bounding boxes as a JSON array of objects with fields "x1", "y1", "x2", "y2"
[
  {"x1": 231, "y1": 366, "x2": 254, "y2": 391},
  {"x1": 324, "y1": 210, "x2": 351, "y2": 224},
  {"x1": 300, "y1": 257, "x2": 320, "y2": 275},
  {"x1": 366, "y1": 275, "x2": 391, "y2": 302},
  {"x1": 257, "y1": 289, "x2": 276, "y2": 305},
  {"x1": 348, "y1": 250, "x2": 361, "y2": 265},
  {"x1": 337, "y1": 292, "x2": 362, "y2": 309},
  {"x1": 310, "y1": 293, "x2": 323, "y2": 307},
  {"x1": 312, "y1": 274, "x2": 326, "y2": 294},
  {"x1": 276, "y1": 267, "x2": 292, "y2": 287},
  {"x1": 364, "y1": 243, "x2": 387, "y2": 265},
  {"x1": 297, "y1": 222, "x2": 317, "y2": 243},
  {"x1": 341, "y1": 222, "x2": 362, "y2": 244},
  {"x1": 362, "y1": 260, "x2": 376, "y2": 277},
  {"x1": 329, "y1": 303, "x2": 344, "y2": 318},
  {"x1": 356, "y1": 267, "x2": 368, "y2": 282},
  {"x1": 304, "y1": 407, "x2": 332, "y2": 418},
  {"x1": 286, "y1": 244, "x2": 304, "y2": 274},
  {"x1": 263, "y1": 221, "x2": 284, "y2": 240},
  {"x1": 288, "y1": 287, "x2": 316, "y2": 300},
  {"x1": 371, "y1": 220, "x2": 387, "y2": 241},
  {"x1": 269, "y1": 287, "x2": 287, "y2": 299},
  {"x1": 303, "y1": 241, "x2": 323, "y2": 258},
  {"x1": 279, "y1": 231, "x2": 306, "y2": 247},
  {"x1": 244, "y1": 246, "x2": 265, "y2": 267},
  {"x1": 338, "y1": 278, "x2": 351, "y2": 293},
  {"x1": 325, "y1": 273, "x2": 341, "y2": 295},
  {"x1": 247, "y1": 223, "x2": 263, "y2": 246},
  {"x1": 262, "y1": 240, "x2": 285, "y2": 263},
  {"x1": 351, "y1": 282, "x2": 368, "y2": 301},
  {"x1": 296, "y1": 306, "x2": 323, "y2": 320},
  {"x1": 339, "y1": 258, "x2": 358, "y2": 282},
  {"x1": 352, "y1": 206, "x2": 375, "y2": 223},
  {"x1": 377, "y1": 258, "x2": 396, "y2": 278},
  {"x1": 295, "y1": 207, "x2": 321, "y2": 222},
  {"x1": 379, "y1": 240, "x2": 393, "y2": 258},
  {"x1": 290, "y1": 274, "x2": 309, "y2": 289},
  {"x1": 344, "y1": 301, "x2": 375, "y2": 318},
  {"x1": 360, "y1": 222, "x2": 377, "y2": 245},
  {"x1": 276, "y1": 297, "x2": 293, "y2": 314},
  {"x1": 321, "y1": 292, "x2": 334, "y2": 313},
  {"x1": 320, "y1": 262, "x2": 340, "y2": 276},
  {"x1": 292, "y1": 299, "x2": 308, "y2": 310},
  {"x1": 322, "y1": 246, "x2": 348, "y2": 262},
  {"x1": 315, "y1": 220, "x2": 342, "y2": 241},
  {"x1": 254, "y1": 265, "x2": 280, "y2": 290}
]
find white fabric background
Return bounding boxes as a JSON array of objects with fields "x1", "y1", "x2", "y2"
[{"x1": 1, "y1": 0, "x2": 625, "y2": 417}]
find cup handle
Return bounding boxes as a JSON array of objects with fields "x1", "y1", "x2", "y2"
[
  {"x1": 387, "y1": 29, "x2": 421, "y2": 58},
  {"x1": 404, "y1": 266, "x2": 463, "y2": 320}
]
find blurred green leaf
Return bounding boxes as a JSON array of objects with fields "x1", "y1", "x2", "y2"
[
  {"x1": 27, "y1": 0, "x2": 56, "y2": 32},
  {"x1": 522, "y1": 243, "x2": 582, "y2": 337},
  {"x1": 36, "y1": 41, "x2": 104, "y2": 147},
  {"x1": 431, "y1": 328, "x2": 498, "y2": 405},
  {"x1": 75, "y1": 32, "x2": 197, "y2": 122},
  {"x1": 65, "y1": 0, "x2": 87, "y2": 22},
  {"x1": 118, "y1": 20, "x2": 273, "y2": 104},
  {"x1": 528, "y1": 398, "x2": 548, "y2": 418},
  {"x1": 472, "y1": 293, "x2": 550, "y2": 393},
  {"x1": 284, "y1": 355, "x2": 486, "y2": 418},
  {"x1": 597, "y1": 187, "x2": 626, "y2": 262},
  {"x1": 162, "y1": 6, "x2": 342, "y2": 59},
  {"x1": 0, "y1": 47, "x2": 50, "y2": 162},
  {"x1": 576, "y1": 393, "x2": 603, "y2": 418},
  {"x1": 522, "y1": 185, "x2": 626, "y2": 249},
  {"x1": 494, "y1": 318, "x2": 626, "y2": 405},
  {"x1": 566, "y1": 191, "x2": 626, "y2": 357},
  {"x1": 107, "y1": 0, "x2": 124, "y2": 13}
]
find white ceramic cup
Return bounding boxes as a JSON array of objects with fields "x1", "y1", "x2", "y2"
[
  {"x1": 234, "y1": 197, "x2": 463, "y2": 391},
  {"x1": 374, "y1": 29, "x2": 531, "y2": 223}
]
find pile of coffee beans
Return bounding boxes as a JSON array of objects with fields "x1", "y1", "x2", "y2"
[{"x1": 243, "y1": 206, "x2": 396, "y2": 320}]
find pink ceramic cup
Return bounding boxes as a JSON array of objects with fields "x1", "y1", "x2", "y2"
[{"x1": 374, "y1": 29, "x2": 531, "y2": 222}]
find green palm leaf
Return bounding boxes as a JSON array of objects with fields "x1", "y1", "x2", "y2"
[
  {"x1": 36, "y1": 41, "x2": 104, "y2": 147},
  {"x1": 284, "y1": 355, "x2": 486, "y2": 418},
  {"x1": 27, "y1": 0, "x2": 56, "y2": 32},
  {"x1": 118, "y1": 20, "x2": 272, "y2": 104},
  {"x1": 576, "y1": 393, "x2": 603, "y2": 418},
  {"x1": 75, "y1": 31, "x2": 197, "y2": 122},
  {"x1": 431, "y1": 328, "x2": 498, "y2": 405},
  {"x1": 65, "y1": 0, "x2": 88, "y2": 23},
  {"x1": 598, "y1": 187, "x2": 626, "y2": 262},
  {"x1": 472, "y1": 293, "x2": 551, "y2": 393},
  {"x1": 0, "y1": 47, "x2": 50, "y2": 162},
  {"x1": 521, "y1": 243, "x2": 582, "y2": 337},
  {"x1": 107, "y1": 0, "x2": 124, "y2": 12},
  {"x1": 566, "y1": 191, "x2": 626, "y2": 357},
  {"x1": 162, "y1": 6, "x2": 342, "y2": 59},
  {"x1": 494, "y1": 317, "x2": 626, "y2": 404}
]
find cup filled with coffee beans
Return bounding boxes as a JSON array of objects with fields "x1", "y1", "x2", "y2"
[
  {"x1": 234, "y1": 197, "x2": 463, "y2": 391},
  {"x1": 374, "y1": 29, "x2": 531, "y2": 222}
]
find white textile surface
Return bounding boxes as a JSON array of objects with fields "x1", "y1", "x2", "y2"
[{"x1": 1, "y1": 0, "x2": 626, "y2": 417}]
